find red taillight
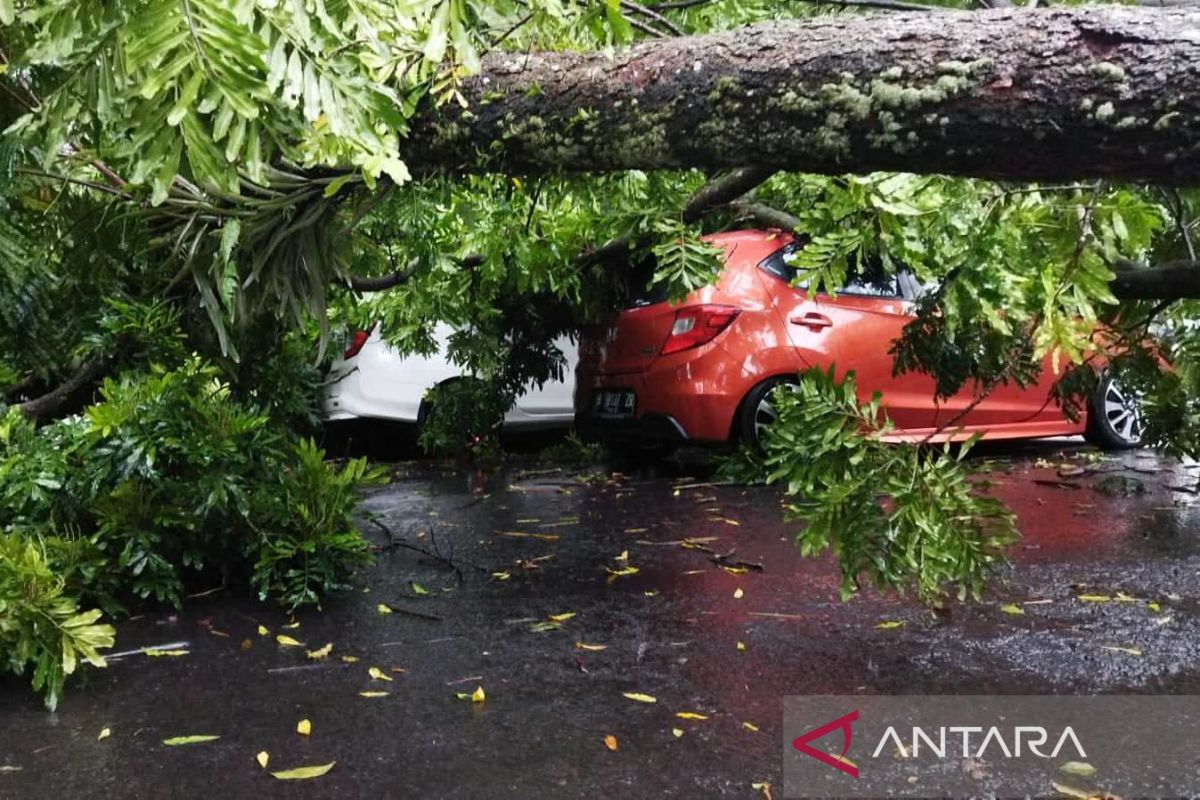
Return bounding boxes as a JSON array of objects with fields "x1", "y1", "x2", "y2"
[
  {"x1": 660, "y1": 305, "x2": 741, "y2": 355},
  {"x1": 344, "y1": 328, "x2": 371, "y2": 360}
]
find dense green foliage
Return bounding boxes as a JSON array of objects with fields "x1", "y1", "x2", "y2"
[
  {"x1": 0, "y1": 0, "x2": 1198, "y2": 706},
  {"x1": 723, "y1": 369, "x2": 1018, "y2": 603},
  {"x1": 0, "y1": 349, "x2": 382, "y2": 706}
]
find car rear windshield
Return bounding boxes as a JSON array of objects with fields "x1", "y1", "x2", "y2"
[
  {"x1": 623, "y1": 251, "x2": 678, "y2": 308},
  {"x1": 758, "y1": 243, "x2": 901, "y2": 298}
]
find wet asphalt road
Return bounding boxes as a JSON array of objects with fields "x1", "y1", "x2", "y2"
[{"x1": 2, "y1": 438, "x2": 1199, "y2": 798}]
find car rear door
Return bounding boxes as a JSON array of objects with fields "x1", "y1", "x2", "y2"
[
  {"x1": 932, "y1": 350, "x2": 1067, "y2": 430},
  {"x1": 512, "y1": 335, "x2": 579, "y2": 417},
  {"x1": 767, "y1": 253, "x2": 939, "y2": 433}
]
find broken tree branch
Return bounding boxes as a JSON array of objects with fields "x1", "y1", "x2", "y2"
[
  {"x1": 17, "y1": 356, "x2": 109, "y2": 423},
  {"x1": 407, "y1": 7, "x2": 1200, "y2": 184}
]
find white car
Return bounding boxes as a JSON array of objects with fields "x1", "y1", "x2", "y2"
[{"x1": 324, "y1": 323, "x2": 577, "y2": 430}]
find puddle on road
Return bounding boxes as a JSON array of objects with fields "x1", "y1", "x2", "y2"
[{"x1": 3, "y1": 440, "x2": 1199, "y2": 796}]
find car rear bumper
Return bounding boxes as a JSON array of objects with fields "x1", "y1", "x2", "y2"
[
  {"x1": 576, "y1": 410, "x2": 690, "y2": 442},
  {"x1": 576, "y1": 347, "x2": 753, "y2": 444}
]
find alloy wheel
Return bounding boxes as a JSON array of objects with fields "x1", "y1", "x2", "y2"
[{"x1": 1101, "y1": 378, "x2": 1144, "y2": 445}]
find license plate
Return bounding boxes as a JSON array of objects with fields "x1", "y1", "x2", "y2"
[{"x1": 593, "y1": 389, "x2": 635, "y2": 419}]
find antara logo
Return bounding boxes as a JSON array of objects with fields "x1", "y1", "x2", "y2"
[
  {"x1": 792, "y1": 711, "x2": 1089, "y2": 779},
  {"x1": 872, "y1": 725, "x2": 1088, "y2": 760},
  {"x1": 792, "y1": 710, "x2": 860, "y2": 778}
]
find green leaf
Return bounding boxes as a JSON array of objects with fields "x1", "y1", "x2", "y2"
[
  {"x1": 271, "y1": 762, "x2": 336, "y2": 780},
  {"x1": 163, "y1": 735, "x2": 220, "y2": 746},
  {"x1": 1058, "y1": 762, "x2": 1096, "y2": 778}
]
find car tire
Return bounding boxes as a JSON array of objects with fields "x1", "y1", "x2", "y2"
[
  {"x1": 416, "y1": 378, "x2": 485, "y2": 454},
  {"x1": 1084, "y1": 373, "x2": 1145, "y2": 450},
  {"x1": 738, "y1": 377, "x2": 797, "y2": 450}
]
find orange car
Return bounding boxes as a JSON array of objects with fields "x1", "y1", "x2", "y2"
[{"x1": 576, "y1": 230, "x2": 1144, "y2": 453}]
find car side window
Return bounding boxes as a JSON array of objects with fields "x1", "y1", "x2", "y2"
[{"x1": 757, "y1": 244, "x2": 901, "y2": 299}]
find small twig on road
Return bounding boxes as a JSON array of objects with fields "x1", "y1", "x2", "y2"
[
  {"x1": 708, "y1": 550, "x2": 765, "y2": 572},
  {"x1": 445, "y1": 675, "x2": 484, "y2": 686},
  {"x1": 671, "y1": 481, "x2": 735, "y2": 491},
  {"x1": 105, "y1": 641, "x2": 192, "y2": 661},
  {"x1": 267, "y1": 664, "x2": 341, "y2": 674},
  {"x1": 379, "y1": 605, "x2": 443, "y2": 621},
  {"x1": 365, "y1": 516, "x2": 488, "y2": 578}
]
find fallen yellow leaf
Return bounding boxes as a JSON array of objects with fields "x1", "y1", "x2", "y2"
[
  {"x1": 751, "y1": 781, "x2": 773, "y2": 800},
  {"x1": 671, "y1": 728, "x2": 684, "y2": 738},
  {"x1": 496, "y1": 531, "x2": 560, "y2": 541},
  {"x1": 98, "y1": 727, "x2": 111, "y2": 741},
  {"x1": 1000, "y1": 604, "x2": 1025, "y2": 615},
  {"x1": 359, "y1": 691, "x2": 389, "y2": 698},
  {"x1": 615, "y1": 550, "x2": 629, "y2": 562},
  {"x1": 163, "y1": 735, "x2": 220, "y2": 746},
  {"x1": 471, "y1": 686, "x2": 486, "y2": 703},
  {"x1": 622, "y1": 692, "x2": 657, "y2": 704},
  {"x1": 1115, "y1": 592, "x2": 1139, "y2": 603},
  {"x1": 605, "y1": 566, "x2": 639, "y2": 576},
  {"x1": 1148, "y1": 601, "x2": 1162, "y2": 612},
  {"x1": 144, "y1": 648, "x2": 188, "y2": 657},
  {"x1": 1077, "y1": 594, "x2": 1111, "y2": 603},
  {"x1": 574, "y1": 642, "x2": 607, "y2": 652},
  {"x1": 1058, "y1": 761, "x2": 1097, "y2": 777},
  {"x1": 720, "y1": 565, "x2": 749, "y2": 575},
  {"x1": 675, "y1": 712, "x2": 708, "y2": 720},
  {"x1": 875, "y1": 621, "x2": 904, "y2": 629},
  {"x1": 733, "y1": 588, "x2": 744, "y2": 599},
  {"x1": 742, "y1": 721, "x2": 759, "y2": 732},
  {"x1": 603, "y1": 734, "x2": 618, "y2": 751},
  {"x1": 257, "y1": 625, "x2": 269, "y2": 637},
  {"x1": 283, "y1": 621, "x2": 300, "y2": 630},
  {"x1": 306, "y1": 643, "x2": 333, "y2": 660},
  {"x1": 737, "y1": 641, "x2": 746, "y2": 652},
  {"x1": 296, "y1": 719, "x2": 311, "y2": 736},
  {"x1": 491, "y1": 571, "x2": 511, "y2": 581},
  {"x1": 256, "y1": 752, "x2": 269, "y2": 769},
  {"x1": 276, "y1": 635, "x2": 304, "y2": 647},
  {"x1": 549, "y1": 612, "x2": 576, "y2": 622},
  {"x1": 377, "y1": 603, "x2": 393, "y2": 615},
  {"x1": 368, "y1": 666, "x2": 393, "y2": 682},
  {"x1": 271, "y1": 762, "x2": 336, "y2": 781},
  {"x1": 341, "y1": 655, "x2": 359, "y2": 663}
]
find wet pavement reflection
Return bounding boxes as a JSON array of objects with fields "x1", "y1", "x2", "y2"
[{"x1": 2, "y1": 438, "x2": 1198, "y2": 797}]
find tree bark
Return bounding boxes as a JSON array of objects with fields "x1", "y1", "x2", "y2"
[
  {"x1": 407, "y1": 7, "x2": 1200, "y2": 184},
  {"x1": 1111, "y1": 259, "x2": 1200, "y2": 299},
  {"x1": 17, "y1": 357, "x2": 109, "y2": 423}
]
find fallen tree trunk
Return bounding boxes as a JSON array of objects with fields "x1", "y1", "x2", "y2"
[
  {"x1": 1112, "y1": 258, "x2": 1200, "y2": 299},
  {"x1": 408, "y1": 6, "x2": 1200, "y2": 184}
]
